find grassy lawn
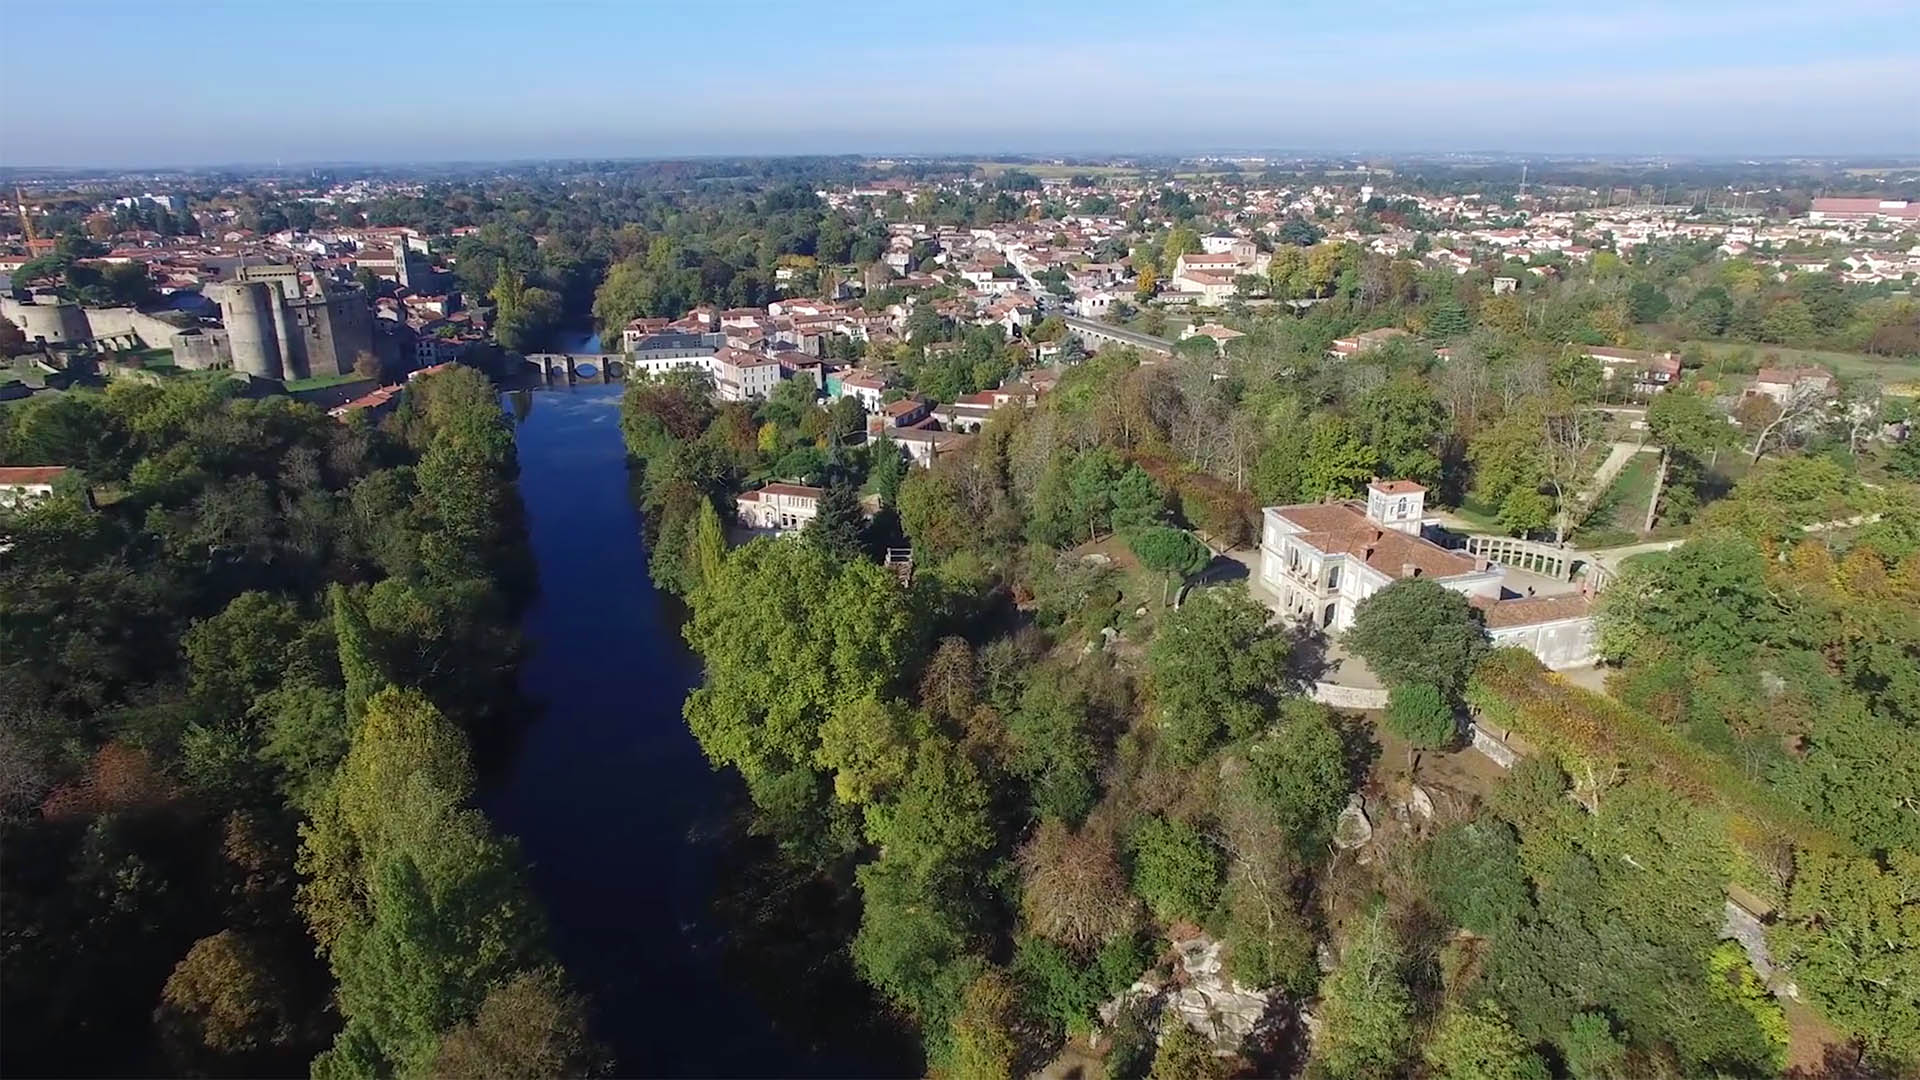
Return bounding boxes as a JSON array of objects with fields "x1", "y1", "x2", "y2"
[
  {"x1": 1581, "y1": 452, "x2": 1659, "y2": 537},
  {"x1": 1450, "y1": 495, "x2": 1505, "y2": 532},
  {"x1": 1680, "y1": 340, "x2": 1920, "y2": 387},
  {"x1": 283, "y1": 371, "x2": 367, "y2": 392}
]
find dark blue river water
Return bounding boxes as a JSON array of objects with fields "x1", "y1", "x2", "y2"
[{"x1": 488, "y1": 384, "x2": 915, "y2": 1077}]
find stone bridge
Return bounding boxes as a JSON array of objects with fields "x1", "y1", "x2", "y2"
[
  {"x1": 528, "y1": 353, "x2": 628, "y2": 384},
  {"x1": 1061, "y1": 315, "x2": 1175, "y2": 358}
]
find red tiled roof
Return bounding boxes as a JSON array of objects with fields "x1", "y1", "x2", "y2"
[
  {"x1": 747, "y1": 483, "x2": 822, "y2": 500},
  {"x1": 1274, "y1": 502, "x2": 1476, "y2": 579},
  {"x1": 1482, "y1": 593, "x2": 1593, "y2": 629},
  {"x1": 1755, "y1": 365, "x2": 1833, "y2": 385},
  {"x1": 0, "y1": 466, "x2": 70, "y2": 485},
  {"x1": 1369, "y1": 480, "x2": 1426, "y2": 495}
]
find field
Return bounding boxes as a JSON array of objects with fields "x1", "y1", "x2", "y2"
[{"x1": 1680, "y1": 340, "x2": 1920, "y2": 389}]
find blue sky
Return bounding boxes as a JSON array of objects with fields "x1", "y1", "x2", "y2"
[{"x1": 3, "y1": 0, "x2": 1916, "y2": 166}]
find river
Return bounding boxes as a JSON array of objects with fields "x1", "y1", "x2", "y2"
[{"x1": 488, "y1": 384, "x2": 916, "y2": 1077}]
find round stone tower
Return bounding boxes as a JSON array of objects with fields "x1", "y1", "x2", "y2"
[{"x1": 211, "y1": 281, "x2": 284, "y2": 380}]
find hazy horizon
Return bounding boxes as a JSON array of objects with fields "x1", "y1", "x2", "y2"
[{"x1": 4, "y1": 0, "x2": 1917, "y2": 168}]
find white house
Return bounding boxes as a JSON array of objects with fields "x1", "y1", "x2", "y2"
[
  {"x1": 1257, "y1": 480, "x2": 1596, "y2": 668},
  {"x1": 0, "y1": 465, "x2": 71, "y2": 510},
  {"x1": 712, "y1": 346, "x2": 783, "y2": 402},
  {"x1": 1750, "y1": 365, "x2": 1836, "y2": 405},
  {"x1": 735, "y1": 483, "x2": 821, "y2": 531}
]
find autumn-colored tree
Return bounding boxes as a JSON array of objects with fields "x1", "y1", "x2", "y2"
[
  {"x1": 948, "y1": 968, "x2": 1021, "y2": 1080},
  {"x1": 154, "y1": 931, "x2": 295, "y2": 1063},
  {"x1": 39, "y1": 741, "x2": 175, "y2": 820},
  {"x1": 1018, "y1": 820, "x2": 1139, "y2": 949},
  {"x1": 430, "y1": 968, "x2": 610, "y2": 1079}
]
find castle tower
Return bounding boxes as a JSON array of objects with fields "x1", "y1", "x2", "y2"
[{"x1": 211, "y1": 280, "x2": 285, "y2": 380}]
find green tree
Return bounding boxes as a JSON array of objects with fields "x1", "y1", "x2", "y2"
[
  {"x1": 1356, "y1": 375, "x2": 1447, "y2": 486},
  {"x1": 300, "y1": 688, "x2": 545, "y2": 1077},
  {"x1": 1559, "y1": 1012, "x2": 1628, "y2": 1080},
  {"x1": 1068, "y1": 448, "x2": 1125, "y2": 541},
  {"x1": 1127, "y1": 526, "x2": 1210, "y2": 605},
  {"x1": 689, "y1": 498, "x2": 727, "y2": 594},
  {"x1": 1626, "y1": 281, "x2": 1671, "y2": 324},
  {"x1": 1146, "y1": 587, "x2": 1292, "y2": 765},
  {"x1": 1243, "y1": 699, "x2": 1350, "y2": 845},
  {"x1": 1594, "y1": 531, "x2": 1771, "y2": 665},
  {"x1": 806, "y1": 478, "x2": 865, "y2": 560},
  {"x1": 1421, "y1": 821, "x2": 1528, "y2": 936},
  {"x1": 1422, "y1": 1001, "x2": 1549, "y2": 1080},
  {"x1": 1312, "y1": 908, "x2": 1413, "y2": 1080},
  {"x1": 1773, "y1": 850, "x2": 1920, "y2": 1071},
  {"x1": 813, "y1": 693, "x2": 913, "y2": 807},
  {"x1": 948, "y1": 969, "x2": 1020, "y2": 1080},
  {"x1": 1151, "y1": 1020, "x2": 1225, "y2": 1080},
  {"x1": 1298, "y1": 414, "x2": 1375, "y2": 500},
  {"x1": 869, "y1": 434, "x2": 905, "y2": 508},
  {"x1": 330, "y1": 583, "x2": 385, "y2": 722},
  {"x1": 863, "y1": 737, "x2": 994, "y2": 888},
  {"x1": 1347, "y1": 579, "x2": 1488, "y2": 698},
  {"x1": 683, "y1": 538, "x2": 917, "y2": 802},
  {"x1": 183, "y1": 591, "x2": 306, "y2": 718},
  {"x1": 1110, "y1": 464, "x2": 1166, "y2": 532},
  {"x1": 592, "y1": 257, "x2": 656, "y2": 329},
  {"x1": 1384, "y1": 682, "x2": 1455, "y2": 768},
  {"x1": 1129, "y1": 815, "x2": 1223, "y2": 924},
  {"x1": 1644, "y1": 388, "x2": 1731, "y2": 529}
]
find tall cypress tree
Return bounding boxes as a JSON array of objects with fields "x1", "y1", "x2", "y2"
[{"x1": 330, "y1": 583, "x2": 385, "y2": 723}]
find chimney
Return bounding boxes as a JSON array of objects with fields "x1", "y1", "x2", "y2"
[{"x1": 1403, "y1": 564, "x2": 1421, "y2": 578}]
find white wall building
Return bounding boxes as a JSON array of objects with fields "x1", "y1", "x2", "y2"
[
  {"x1": 0, "y1": 466, "x2": 71, "y2": 510},
  {"x1": 712, "y1": 346, "x2": 783, "y2": 402},
  {"x1": 1257, "y1": 480, "x2": 1597, "y2": 668},
  {"x1": 1260, "y1": 482, "x2": 1502, "y2": 632},
  {"x1": 735, "y1": 483, "x2": 820, "y2": 531}
]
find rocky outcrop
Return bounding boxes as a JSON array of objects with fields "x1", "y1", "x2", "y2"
[{"x1": 1097, "y1": 934, "x2": 1278, "y2": 1057}]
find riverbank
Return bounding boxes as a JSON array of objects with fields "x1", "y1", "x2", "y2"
[{"x1": 488, "y1": 384, "x2": 915, "y2": 1075}]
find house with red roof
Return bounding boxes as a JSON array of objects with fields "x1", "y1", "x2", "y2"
[{"x1": 1257, "y1": 480, "x2": 1595, "y2": 667}]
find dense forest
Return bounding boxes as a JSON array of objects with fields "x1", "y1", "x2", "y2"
[{"x1": 0, "y1": 369, "x2": 604, "y2": 1076}]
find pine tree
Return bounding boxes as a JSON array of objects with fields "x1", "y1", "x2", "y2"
[
  {"x1": 870, "y1": 434, "x2": 905, "y2": 509},
  {"x1": 807, "y1": 479, "x2": 865, "y2": 561}
]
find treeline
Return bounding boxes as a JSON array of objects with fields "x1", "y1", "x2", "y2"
[{"x1": 0, "y1": 368, "x2": 603, "y2": 1076}]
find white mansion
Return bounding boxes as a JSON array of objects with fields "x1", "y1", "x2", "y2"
[{"x1": 1259, "y1": 481, "x2": 1597, "y2": 669}]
